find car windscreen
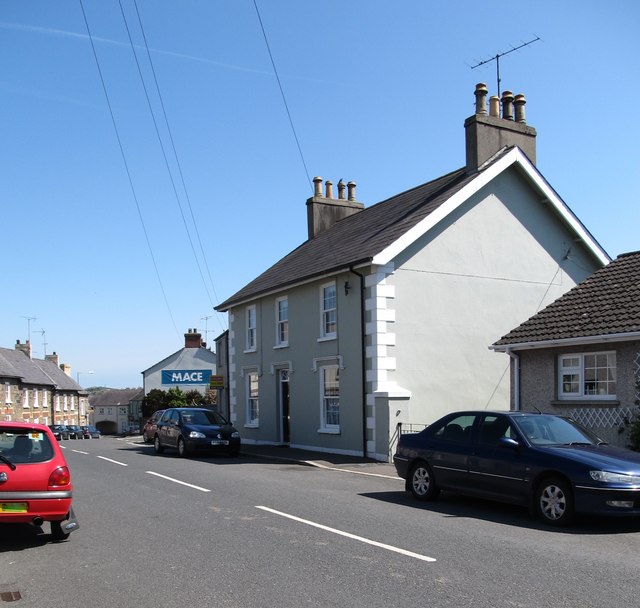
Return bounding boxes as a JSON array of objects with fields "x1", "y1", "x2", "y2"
[
  {"x1": 514, "y1": 415, "x2": 601, "y2": 446},
  {"x1": 0, "y1": 429, "x2": 55, "y2": 464},
  {"x1": 179, "y1": 410, "x2": 228, "y2": 426}
]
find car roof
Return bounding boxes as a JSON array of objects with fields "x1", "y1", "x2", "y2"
[{"x1": 2, "y1": 421, "x2": 51, "y2": 431}]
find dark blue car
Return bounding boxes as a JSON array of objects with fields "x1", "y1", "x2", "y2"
[
  {"x1": 154, "y1": 407, "x2": 240, "y2": 458},
  {"x1": 393, "y1": 410, "x2": 640, "y2": 526}
]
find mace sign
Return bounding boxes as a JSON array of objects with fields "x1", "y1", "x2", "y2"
[{"x1": 161, "y1": 369, "x2": 212, "y2": 385}]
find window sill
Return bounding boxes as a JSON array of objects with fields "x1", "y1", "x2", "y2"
[
  {"x1": 273, "y1": 344, "x2": 289, "y2": 350},
  {"x1": 317, "y1": 336, "x2": 336, "y2": 343},
  {"x1": 244, "y1": 423, "x2": 259, "y2": 429},
  {"x1": 243, "y1": 349, "x2": 257, "y2": 354},
  {"x1": 318, "y1": 427, "x2": 340, "y2": 435},
  {"x1": 552, "y1": 399, "x2": 620, "y2": 407}
]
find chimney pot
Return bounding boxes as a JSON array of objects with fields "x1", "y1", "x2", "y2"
[
  {"x1": 489, "y1": 96, "x2": 500, "y2": 117},
  {"x1": 337, "y1": 179, "x2": 346, "y2": 200},
  {"x1": 514, "y1": 94, "x2": 526, "y2": 123},
  {"x1": 347, "y1": 181, "x2": 357, "y2": 201},
  {"x1": 313, "y1": 176, "x2": 323, "y2": 197},
  {"x1": 474, "y1": 83, "x2": 488, "y2": 115},
  {"x1": 325, "y1": 180, "x2": 333, "y2": 199},
  {"x1": 501, "y1": 90, "x2": 514, "y2": 120}
]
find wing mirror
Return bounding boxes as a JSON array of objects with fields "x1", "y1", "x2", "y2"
[{"x1": 498, "y1": 437, "x2": 520, "y2": 450}]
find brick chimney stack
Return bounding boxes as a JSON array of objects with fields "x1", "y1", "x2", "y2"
[
  {"x1": 185, "y1": 328, "x2": 204, "y2": 348},
  {"x1": 45, "y1": 352, "x2": 60, "y2": 366},
  {"x1": 306, "y1": 176, "x2": 364, "y2": 239},
  {"x1": 15, "y1": 339, "x2": 32, "y2": 359},
  {"x1": 465, "y1": 83, "x2": 537, "y2": 173}
]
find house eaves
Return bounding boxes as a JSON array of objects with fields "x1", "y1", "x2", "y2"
[
  {"x1": 373, "y1": 148, "x2": 609, "y2": 267},
  {"x1": 490, "y1": 331, "x2": 640, "y2": 353}
]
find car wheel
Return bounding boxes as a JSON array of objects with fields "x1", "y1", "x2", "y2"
[
  {"x1": 535, "y1": 477, "x2": 574, "y2": 526},
  {"x1": 142, "y1": 431, "x2": 149, "y2": 444},
  {"x1": 177, "y1": 436, "x2": 188, "y2": 458},
  {"x1": 154, "y1": 435, "x2": 164, "y2": 454},
  {"x1": 408, "y1": 461, "x2": 439, "y2": 501},
  {"x1": 51, "y1": 521, "x2": 70, "y2": 542}
]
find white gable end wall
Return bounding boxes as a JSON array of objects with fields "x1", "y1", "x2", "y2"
[{"x1": 377, "y1": 167, "x2": 601, "y2": 455}]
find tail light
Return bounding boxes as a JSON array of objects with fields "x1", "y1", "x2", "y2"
[{"x1": 48, "y1": 466, "x2": 71, "y2": 488}]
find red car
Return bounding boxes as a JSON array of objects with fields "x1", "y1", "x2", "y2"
[{"x1": 0, "y1": 421, "x2": 79, "y2": 541}]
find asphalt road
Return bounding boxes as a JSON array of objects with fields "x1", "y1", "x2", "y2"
[{"x1": 2, "y1": 436, "x2": 639, "y2": 608}]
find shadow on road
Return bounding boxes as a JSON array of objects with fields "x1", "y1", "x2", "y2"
[{"x1": 360, "y1": 490, "x2": 640, "y2": 534}]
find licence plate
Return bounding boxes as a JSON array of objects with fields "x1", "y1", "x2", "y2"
[
  {"x1": 211, "y1": 440, "x2": 229, "y2": 446},
  {"x1": 0, "y1": 502, "x2": 28, "y2": 513}
]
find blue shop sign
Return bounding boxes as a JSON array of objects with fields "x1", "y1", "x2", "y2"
[{"x1": 162, "y1": 369, "x2": 212, "y2": 385}]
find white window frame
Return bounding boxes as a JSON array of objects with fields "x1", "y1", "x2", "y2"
[
  {"x1": 23, "y1": 388, "x2": 29, "y2": 409},
  {"x1": 5, "y1": 382, "x2": 11, "y2": 404},
  {"x1": 319, "y1": 365, "x2": 340, "y2": 433},
  {"x1": 245, "y1": 305, "x2": 257, "y2": 352},
  {"x1": 275, "y1": 296, "x2": 289, "y2": 347},
  {"x1": 558, "y1": 351, "x2": 617, "y2": 400},
  {"x1": 63, "y1": 395, "x2": 68, "y2": 411},
  {"x1": 55, "y1": 395, "x2": 61, "y2": 412},
  {"x1": 319, "y1": 282, "x2": 337, "y2": 340},
  {"x1": 245, "y1": 371, "x2": 259, "y2": 427}
]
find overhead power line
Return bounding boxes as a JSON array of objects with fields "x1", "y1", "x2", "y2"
[
  {"x1": 252, "y1": 0, "x2": 312, "y2": 191},
  {"x1": 78, "y1": 0, "x2": 180, "y2": 336}
]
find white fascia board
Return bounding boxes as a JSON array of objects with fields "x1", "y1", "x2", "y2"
[
  {"x1": 372, "y1": 148, "x2": 610, "y2": 267},
  {"x1": 490, "y1": 331, "x2": 640, "y2": 352}
]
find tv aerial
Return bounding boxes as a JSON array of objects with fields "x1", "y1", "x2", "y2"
[{"x1": 470, "y1": 36, "x2": 541, "y2": 97}]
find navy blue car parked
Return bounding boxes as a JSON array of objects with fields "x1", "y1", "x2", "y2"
[
  {"x1": 153, "y1": 408, "x2": 240, "y2": 458},
  {"x1": 393, "y1": 410, "x2": 640, "y2": 526}
]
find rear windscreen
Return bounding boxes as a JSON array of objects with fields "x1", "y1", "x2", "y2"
[{"x1": 0, "y1": 430, "x2": 55, "y2": 464}]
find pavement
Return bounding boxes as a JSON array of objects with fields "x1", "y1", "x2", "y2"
[{"x1": 238, "y1": 444, "x2": 400, "y2": 478}]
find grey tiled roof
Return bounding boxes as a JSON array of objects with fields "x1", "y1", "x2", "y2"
[
  {"x1": 0, "y1": 348, "x2": 55, "y2": 386},
  {"x1": 89, "y1": 388, "x2": 144, "y2": 408},
  {"x1": 216, "y1": 165, "x2": 475, "y2": 310},
  {"x1": 493, "y1": 251, "x2": 640, "y2": 347},
  {"x1": 32, "y1": 358, "x2": 82, "y2": 391}
]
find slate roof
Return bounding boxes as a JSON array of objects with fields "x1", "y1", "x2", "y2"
[
  {"x1": 32, "y1": 358, "x2": 83, "y2": 391},
  {"x1": 216, "y1": 164, "x2": 475, "y2": 310},
  {"x1": 0, "y1": 347, "x2": 55, "y2": 386},
  {"x1": 89, "y1": 388, "x2": 144, "y2": 408},
  {"x1": 493, "y1": 251, "x2": 640, "y2": 348}
]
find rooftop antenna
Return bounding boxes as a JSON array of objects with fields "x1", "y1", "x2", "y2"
[
  {"x1": 33, "y1": 328, "x2": 48, "y2": 356},
  {"x1": 21, "y1": 316, "x2": 37, "y2": 344},
  {"x1": 201, "y1": 315, "x2": 213, "y2": 345},
  {"x1": 470, "y1": 36, "x2": 541, "y2": 97}
]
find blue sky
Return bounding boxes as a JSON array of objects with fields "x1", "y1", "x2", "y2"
[{"x1": 1, "y1": 1, "x2": 638, "y2": 388}]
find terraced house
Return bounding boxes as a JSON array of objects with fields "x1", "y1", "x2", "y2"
[
  {"x1": 215, "y1": 84, "x2": 609, "y2": 461},
  {"x1": 0, "y1": 341, "x2": 88, "y2": 426}
]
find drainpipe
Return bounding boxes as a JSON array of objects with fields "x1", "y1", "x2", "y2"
[
  {"x1": 349, "y1": 267, "x2": 367, "y2": 458},
  {"x1": 506, "y1": 348, "x2": 521, "y2": 411}
]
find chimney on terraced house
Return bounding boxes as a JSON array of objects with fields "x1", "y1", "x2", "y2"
[
  {"x1": 185, "y1": 328, "x2": 204, "y2": 348},
  {"x1": 306, "y1": 176, "x2": 364, "y2": 239},
  {"x1": 15, "y1": 339, "x2": 32, "y2": 359},
  {"x1": 465, "y1": 83, "x2": 537, "y2": 173}
]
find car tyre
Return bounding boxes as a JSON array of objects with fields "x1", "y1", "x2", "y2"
[
  {"x1": 408, "y1": 461, "x2": 439, "y2": 501},
  {"x1": 177, "y1": 436, "x2": 188, "y2": 458},
  {"x1": 154, "y1": 435, "x2": 164, "y2": 454},
  {"x1": 535, "y1": 477, "x2": 574, "y2": 526},
  {"x1": 51, "y1": 520, "x2": 70, "y2": 542},
  {"x1": 142, "y1": 431, "x2": 149, "y2": 444}
]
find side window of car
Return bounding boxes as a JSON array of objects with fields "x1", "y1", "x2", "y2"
[
  {"x1": 477, "y1": 415, "x2": 515, "y2": 445},
  {"x1": 434, "y1": 415, "x2": 476, "y2": 443}
]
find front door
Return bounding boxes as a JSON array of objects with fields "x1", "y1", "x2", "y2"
[{"x1": 279, "y1": 370, "x2": 290, "y2": 444}]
